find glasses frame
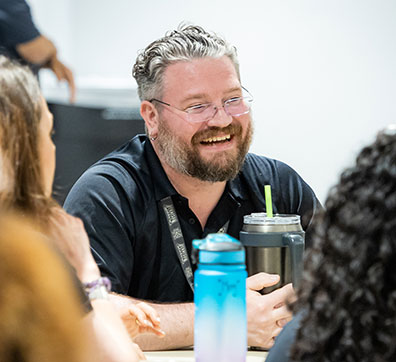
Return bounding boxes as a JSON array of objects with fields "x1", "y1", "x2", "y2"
[{"x1": 149, "y1": 86, "x2": 253, "y2": 124}]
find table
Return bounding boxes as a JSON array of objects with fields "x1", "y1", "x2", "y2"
[{"x1": 145, "y1": 349, "x2": 268, "y2": 361}]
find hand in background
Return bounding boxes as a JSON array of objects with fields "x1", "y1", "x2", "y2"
[
  {"x1": 47, "y1": 207, "x2": 100, "y2": 283},
  {"x1": 121, "y1": 301, "x2": 165, "y2": 339},
  {"x1": 246, "y1": 273, "x2": 295, "y2": 349},
  {"x1": 46, "y1": 55, "x2": 76, "y2": 103}
]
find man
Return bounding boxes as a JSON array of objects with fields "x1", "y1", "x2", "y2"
[
  {"x1": 64, "y1": 24, "x2": 321, "y2": 350},
  {"x1": 0, "y1": 0, "x2": 75, "y2": 102}
]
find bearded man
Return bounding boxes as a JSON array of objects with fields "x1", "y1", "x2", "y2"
[{"x1": 64, "y1": 24, "x2": 321, "y2": 351}]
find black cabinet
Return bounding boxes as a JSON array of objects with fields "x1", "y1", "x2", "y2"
[{"x1": 49, "y1": 101, "x2": 144, "y2": 205}]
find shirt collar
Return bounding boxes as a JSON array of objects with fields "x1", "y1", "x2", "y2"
[{"x1": 144, "y1": 138, "x2": 179, "y2": 201}]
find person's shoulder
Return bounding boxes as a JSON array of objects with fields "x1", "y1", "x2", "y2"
[
  {"x1": 64, "y1": 135, "x2": 151, "y2": 204},
  {"x1": 242, "y1": 153, "x2": 295, "y2": 181},
  {"x1": 244, "y1": 152, "x2": 303, "y2": 180},
  {"x1": 87, "y1": 135, "x2": 149, "y2": 177}
]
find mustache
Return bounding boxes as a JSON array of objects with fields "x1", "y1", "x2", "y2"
[{"x1": 192, "y1": 123, "x2": 243, "y2": 145}]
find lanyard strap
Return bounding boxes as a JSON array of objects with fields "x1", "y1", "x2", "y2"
[{"x1": 160, "y1": 196, "x2": 229, "y2": 292}]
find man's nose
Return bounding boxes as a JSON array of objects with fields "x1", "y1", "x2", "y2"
[{"x1": 206, "y1": 106, "x2": 232, "y2": 128}]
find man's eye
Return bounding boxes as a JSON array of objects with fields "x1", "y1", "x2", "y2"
[
  {"x1": 227, "y1": 97, "x2": 242, "y2": 104},
  {"x1": 186, "y1": 104, "x2": 210, "y2": 114}
]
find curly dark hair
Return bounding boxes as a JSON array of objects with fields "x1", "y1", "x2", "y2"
[{"x1": 291, "y1": 128, "x2": 396, "y2": 361}]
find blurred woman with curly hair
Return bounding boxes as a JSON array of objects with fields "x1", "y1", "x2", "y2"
[{"x1": 267, "y1": 126, "x2": 396, "y2": 362}]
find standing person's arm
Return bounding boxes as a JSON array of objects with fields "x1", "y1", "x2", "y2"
[
  {"x1": 16, "y1": 35, "x2": 76, "y2": 102},
  {"x1": 0, "y1": 0, "x2": 76, "y2": 101}
]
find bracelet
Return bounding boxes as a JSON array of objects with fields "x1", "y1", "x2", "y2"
[{"x1": 84, "y1": 277, "x2": 112, "y2": 301}]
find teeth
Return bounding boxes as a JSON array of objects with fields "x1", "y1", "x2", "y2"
[{"x1": 202, "y1": 135, "x2": 231, "y2": 143}]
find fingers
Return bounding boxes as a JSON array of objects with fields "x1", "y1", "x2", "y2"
[
  {"x1": 246, "y1": 272, "x2": 280, "y2": 291},
  {"x1": 135, "y1": 302, "x2": 161, "y2": 327},
  {"x1": 48, "y1": 57, "x2": 76, "y2": 103},
  {"x1": 63, "y1": 66, "x2": 76, "y2": 103},
  {"x1": 129, "y1": 303, "x2": 165, "y2": 338},
  {"x1": 276, "y1": 317, "x2": 290, "y2": 328},
  {"x1": 247, "y1": 281, "x2": 294, "y2": 348},
  {"x1": 264, "y1": 283, "x2": 295, "y2": 306},
  {"x1": 272, "y1": 304, "x2": 292, "y2": 324}
]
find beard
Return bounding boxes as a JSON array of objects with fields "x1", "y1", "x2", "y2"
[{"x1": 155, "y1": 119, "x2": 253, "y2": 182}]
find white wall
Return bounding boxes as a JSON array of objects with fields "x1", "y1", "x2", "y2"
[{"x1": 28, "y1": 0, "x2": 396, "y2": 204}]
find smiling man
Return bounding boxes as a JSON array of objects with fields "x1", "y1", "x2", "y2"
[{"x1": 64, "y1": 24, "x2": 321, "y2": 351}]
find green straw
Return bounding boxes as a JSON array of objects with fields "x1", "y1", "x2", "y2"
[{"x1": 264, "y1": 185, "x2": 273, "y2": 217}]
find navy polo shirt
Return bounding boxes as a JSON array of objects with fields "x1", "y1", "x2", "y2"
[
  {"x1": 0, "y1": 0, "x2": 40, "y2": 67},
  {"x1": 64, "y1": 135, "x2": 321, "y2": 303}
]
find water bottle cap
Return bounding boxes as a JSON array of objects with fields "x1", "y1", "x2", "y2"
[{"x1": 193, "y1": 233, "x2": 245, "y2": 264}]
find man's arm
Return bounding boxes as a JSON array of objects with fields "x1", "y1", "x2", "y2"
[
  {"x1": 109, "y1": 293, "x2": 194, "y2": 351},
  {"x1": 109, "y1": 272, "x2": 294, "y2": 351}
]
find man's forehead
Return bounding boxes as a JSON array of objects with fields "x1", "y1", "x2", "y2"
[{"x1": 161, "y1": 56, "x2": 241, "y2": 100}]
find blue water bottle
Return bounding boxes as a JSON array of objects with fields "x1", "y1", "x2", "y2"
[{"x1": 193, "y1": 233, "x2": 247, "y2": 362}]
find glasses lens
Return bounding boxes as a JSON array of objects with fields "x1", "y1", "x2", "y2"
[
  {"x1": 187, "y1": 105, "x2": 216, "y2": 123},
  {"x1": 225, "y1": 97, "x2": 252, "y2": 117}
]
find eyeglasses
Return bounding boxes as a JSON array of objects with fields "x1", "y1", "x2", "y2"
[{"x1": 150, "y1": 87, "x2": 253, "y2": 124}]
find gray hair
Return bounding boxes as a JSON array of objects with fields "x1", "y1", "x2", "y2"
[{"x1": 132, "y1": 23, "x2": 240, "y2": 101}]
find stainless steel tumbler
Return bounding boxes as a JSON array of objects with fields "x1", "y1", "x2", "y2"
[{"x1": 240, "y1": 213, "x2": 305, "y2": 293}]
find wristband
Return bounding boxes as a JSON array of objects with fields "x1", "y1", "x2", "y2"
[{"x1": 84, "y1": 277, "x2": 111, "y2": 301}]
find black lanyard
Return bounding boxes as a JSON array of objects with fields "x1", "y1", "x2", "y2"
[{"x1": 160, "y1": 196, "x2": 229, "y2": 292}]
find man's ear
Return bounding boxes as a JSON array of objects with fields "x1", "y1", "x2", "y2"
[{"x1": 140, "y1": 100, "x2": 159, "y2": 137}]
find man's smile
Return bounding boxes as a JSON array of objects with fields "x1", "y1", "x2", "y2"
[{"x1": 200, "y1": 134, "x2": 232, "y2": 145}]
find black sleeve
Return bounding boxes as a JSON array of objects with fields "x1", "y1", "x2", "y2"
[
  {"x1": 266, "y1": 314, "x2": 302, "y2": 362},
  {"x1": 0, "y1": 0, "x2": 41, "y2": 47},
  {"x1": 63, "y1": 163, "x2": 136, "y2": 295}
]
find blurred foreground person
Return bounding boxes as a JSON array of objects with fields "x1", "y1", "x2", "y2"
[
  {"x1": 0, "y1": 213, "x2": 92, "y2": 362},
  {"x1": 267, "y1": 126, "x2": 396, "y2": 362},
  {"x1": 0, "y1": 54, "x2": 164, "y2": 361}
]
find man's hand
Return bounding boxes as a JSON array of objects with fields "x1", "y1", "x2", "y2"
[{"x1": 246, "y1": 273, "x2": 295, "y2": 349}]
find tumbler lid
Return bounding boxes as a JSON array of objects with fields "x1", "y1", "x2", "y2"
[
  {"x1": 193, "y1": 233, "x2": 245, "y2": 264},
  {"x1": 242, "y1": 213, "x2": 303, "y2": 233},
  {"x1": 243, "y1": 213, "x2": 301, "y2": 225}
]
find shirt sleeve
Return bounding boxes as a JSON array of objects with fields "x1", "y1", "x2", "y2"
[
  {"x1": 63, "y1": 163, "x2": 136, "y2": 295},
  {"x1": 0, "y1": 0, "x2": 41, "y2": 46}
]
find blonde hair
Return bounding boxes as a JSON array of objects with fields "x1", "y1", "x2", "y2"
[
  {"x1": 0, "y1": 214, "x2": 90, "y2": 362},
  {"x1": 0, "y1": 56, "x2": 56, "y2": 223}
]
